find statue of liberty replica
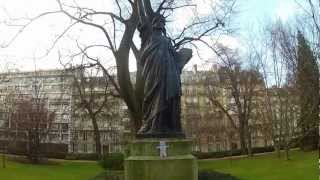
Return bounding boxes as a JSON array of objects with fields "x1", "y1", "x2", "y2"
[
  {"x1": 125, "y1": 1, "x2": 198, "y2": 180},
  {"x1": 136, "y1": 0, "x2": 192, "y2": 138}
]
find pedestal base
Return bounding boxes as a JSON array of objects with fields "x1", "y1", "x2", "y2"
[{"x1": 124, "y1": 139, "x2": 198, "y2": 180}]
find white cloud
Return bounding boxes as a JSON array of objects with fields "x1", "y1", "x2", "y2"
[
  {"x1": 275, "y1": 1, "x2": 299, "y2": 21},
  {"x1": 192, "y1": 0, "x2": 219, "y2": 15},
  {"x1": 0, "y1": 0, "x2": 116, "y2": 72}
]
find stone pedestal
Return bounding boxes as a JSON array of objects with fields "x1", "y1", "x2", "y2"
[{"x1": 124, "y1": 139, "x2": 198, "y2": 180}]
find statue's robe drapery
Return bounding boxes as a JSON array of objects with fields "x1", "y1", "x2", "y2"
[{"x1": 137, "y1": 20, "x2": 191, "y2": 138}]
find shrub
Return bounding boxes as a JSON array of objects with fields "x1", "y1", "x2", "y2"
[
  {"x1": 199, "y1": 170, "x2": 240, "y2": 180},
  {"x1": 65, "y1": 153, "x2": 99, "y2": 160},
  {"x1": 99, "y1": 153, "x2": 124, "y2": 171},
  {"x1": 45, "y1": 152, "x2": 66, "y2": 159},
  {"x1": 77, "y1": 153, "x2": 100, "y2": 160},
  {"x1": 252, "y1": 146, "x2": 274, "y2": 154},
  {"x1": 8, "y1": 156, "x2": 60, "y2": 165},
  {"x1": 64, "y1": 153, "x2": 77, "y2": 160},
  {"x1": 1, "y1": 141, "x2": 68, "y2": 159},
  {"x1": 192, "y1": 149, "x2": 242, "y2": 159}
]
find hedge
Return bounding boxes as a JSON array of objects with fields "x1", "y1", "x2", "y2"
[
  {"x1": 65, "y1": 153, "x2": 100, "y2": 160},
  {"x1": 192, "y1": 146, "x2": 275, "y2": 159},
  {"x1": 199, "y1": 170, "x2": 240, "y2": 180},
  {"x1": 99, "y1": 153, "x2": 124, "y2": 171}
]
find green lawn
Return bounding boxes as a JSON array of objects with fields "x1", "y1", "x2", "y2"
[
  {"x1": 199, "y1": 150, "x2": 318, "y2": 180},
  {"x1": 0, "y1": 150, "x2": 317, "y2": 180},
  {"x1": 0, "y1": 158, "x2": 103, "y2": 180}
]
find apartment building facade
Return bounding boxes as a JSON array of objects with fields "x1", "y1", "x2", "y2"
[
  {"x1": 0, "y1": 67, "x2": 293, "y2": 154},
  {"x1": 0, "y1": 69, "x2": 128, "y2": 154}
]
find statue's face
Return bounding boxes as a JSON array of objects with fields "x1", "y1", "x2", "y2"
[{"x1": 153, "y1": 16, "x2": 166, "y2": 30}]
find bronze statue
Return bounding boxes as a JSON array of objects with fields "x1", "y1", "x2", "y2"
[{"x1": 136, "y1": 0, "x2": 192, "y2": 138}]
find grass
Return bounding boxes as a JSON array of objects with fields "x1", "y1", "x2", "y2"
[
  {"x1": 199, "y1": 150, "x2": 318, "y2": 180},
  {"x1": 0, "y1": 150, "x2": 317, "y2": 180},
  {"x1": 90, "y1": 170, "x2": 124, "y2": 180},
  {"x1": 0, "y1": 157, "x2": 103, "y2": 180}
]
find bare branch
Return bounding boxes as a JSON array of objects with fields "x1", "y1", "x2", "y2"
[
  {"x1": 56, "y1": 0, "x2": 117, "y2": 56},
  {"x1": 82, "y1": 11, "x2": 126, "y2": 23},
  {"x1": 1, "y1": 11, "x2": 61, "y2": 48},
  {"x1": 75, "y1": 42, "x2": 121, "y2": 96},
  {"x1": 174, "y1": 22, "x2": 222, "y2": 49},
  {"x1": 115, "y1": 0, "x2": 123, "y2": 20}
]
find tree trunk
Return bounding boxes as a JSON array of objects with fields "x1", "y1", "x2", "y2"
[
  {"x1": 27, "y1": 132, "x2": 34, "y2": 162},
  {"x1": 239, "y1": 116, "x2": 247, "y2": 154},
  {"x1": 91, "y1": 116, "x2": 102, "y2": 157},
  {"x1": 285, "y1": 142, "x2": 290, "y2": 160},
  {"x1": 247, "y1": 129, "x2": 253, "y2": 157},
  {"x1": 115, "y1": 12, "x2": 142, "y2": 133},
  {"x1": 276, "y1": 139, "x2": 281, "y2": 158},
  {"x1": 35, "y1": 131, "x2": 40, "y2": 163},
  {"x1": 28, "y1": 131, "x2": 41, "y2": 164},
  {"x1": 277, "y1": 117, "x2": 283, "y2": 159},
  {"x1": 2, "y1": 151, "x2": 5, "y2": 168}
]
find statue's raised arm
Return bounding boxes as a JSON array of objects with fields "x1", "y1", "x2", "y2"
[
  {"x1": 137, "y1": 0, "x2": 154, "y2": 24},
  {"x1": 176, "y1": 48, "x2": 193, "y2": 73},
  {"x1": 142, "y1": 0, "x2": 154, "y2": 18},
  {"x1": 137, "y1": 0, "x2": 146, "y2": 23}
]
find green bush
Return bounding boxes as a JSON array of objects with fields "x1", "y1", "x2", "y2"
[
  {"x1": 77, "y1": 153, "x2": 100, "y2": 160},
  {"x1": 192, "y1": 149, "x2": 242, "y2": 159},
  {"x1": 65, "y1": 153, "x2": 99, "y2": 160},
  {"x1": 99, "y1": 153, "x2": 124, "y2": 171},
  {"x1": 45, "y1": 152, "x2": 67, "y2": 159},
  {"x1": 64, "y1": 154, "x2": 77, "y2": 160},
  {"x1": 252, "y1": 146, "x2": 274, "y2": 154},
  {"x1": 199, "y1": 170, "x2": 240, "y2": 180}
]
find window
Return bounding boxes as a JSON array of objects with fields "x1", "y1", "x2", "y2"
[
  {"x1": 61, "y1": 123, "x2": 68, "y2": 131},
  {"x1": 193, "y1": 97, "x2": 198, "y2": 103},
  {"x1": 62, "y1": 134, "x2": 68, "y2": 141},
  {"x1": 0, "y1": 120, "x2": 5, "y2": 128},
  {"x1": 49, "y1": 134, "x2": 59, "y2": 141},
  {"x1": 92, "y1": 144, "x2": 96, "y2": 153},
  {"x1": 72, "y1": 143, "x2": 78, "y2": 153},
  {"x1": 104, "y1": 134, "x2": 109, "y2": 141},
  {"x1": 231, "y1": 143, "x2": 238, "y2": 150},
  {"x1": 83, "y1": 131, "x2": 87, "y2": 141},
  {"x1": 186, "y1": 97, "x2": 192, "y2": 103},
  {"x1": 216, "y1": 144, "x2": 221, "y2": 152},
  {"x1": 83, "y1": 144, "x2": 87, "y2": 152},
  {"x1": 51, "y1": 123, "x2": 59, "y2": 130}
]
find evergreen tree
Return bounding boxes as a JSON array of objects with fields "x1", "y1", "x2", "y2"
[{"x1": 296, "y1": 31, "x2": 319, "y2": 151}]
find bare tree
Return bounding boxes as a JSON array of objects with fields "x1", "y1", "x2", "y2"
[
  {"x1": 261, "y1": 86, "x2": 298, "y2": 160},
  {"x1": 182, "y1": 68, "x2": 236, "y2": 153},
  {"x1": 256, "y1": 20, "x2": 302, "y2": 159},
  {"x1": 2, "y1": 0, "x2": 237, "y2": 132},
  {"x1": 205, "y1": 45, "x2": 264, "y2": 155},
  {"x1": 10, "y1": 95, "x2": 55, "y2": 163},
  {"x1": 0, "y1": 87, "x2": 15, "y2": 162},
  {"x1": 0, "y1": 70, "x2": 21, "y2": 167},
  {"x1": 70, "y1": 64, "x2": 115, "y2": 156},
  {"x1": 0, "y1": 66, "x2": 71, "y2": 163}
]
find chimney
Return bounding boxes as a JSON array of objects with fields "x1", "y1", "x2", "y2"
[
  {"x1": 212, "y1": 64, "x2": 218, "y2": 72},
  {"x1": 193, "y1": 64, "x2": 198, "y2": 73}
]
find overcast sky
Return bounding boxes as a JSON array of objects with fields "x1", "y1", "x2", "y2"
[{"x1": 0, "y1": 0, "x2": 301, "y2": 72}]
